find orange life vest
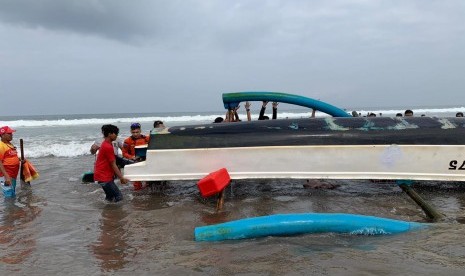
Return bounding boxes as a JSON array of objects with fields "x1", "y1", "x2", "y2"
[
  {"x1": 0, "y1": 141, "x2": 20, "y2": 178},
  {"x1": 122, "y1": 135, "x2": 149, "y2": 159}
]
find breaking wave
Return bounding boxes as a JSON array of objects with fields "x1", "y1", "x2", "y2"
[
  {"x1": 4, "y1": 106, "x2": 464, "y2": 158},
  {"x1": 2, "y1": 107, "x2": 464, "y2": 128}
]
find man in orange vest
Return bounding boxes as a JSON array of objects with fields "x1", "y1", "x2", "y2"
[
  {"x1": 123, "y1": 123, "x2": 150, "y2": 161},
  {"x1": 0, "y1": 126, "x2": 20, "y2": 197},
  {"x1": 123, "y1": 123, "x2": 149, "y2": 190}
]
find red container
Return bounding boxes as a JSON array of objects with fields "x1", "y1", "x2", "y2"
[{"x1": 197, "y1": 168, "x2": 231, "y2": 197}]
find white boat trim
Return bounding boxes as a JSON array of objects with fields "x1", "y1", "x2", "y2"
[{"x1": 124, "y1": 144, "x2": 465, "y2": 182}]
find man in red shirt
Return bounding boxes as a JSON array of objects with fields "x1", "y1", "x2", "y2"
[{"x1": 94, "y1": 124, "x2": 129, "y2": 202}]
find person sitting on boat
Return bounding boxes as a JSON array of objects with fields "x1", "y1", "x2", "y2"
[
  {"x1": 90, "y1": 125, "x2": 133, "y2": 169},
  {"x1": 258, "y1": 101, "x2": 278, "y2": 120},
  {"x1": 396, "y1": 113, "x2": 403, "y2": 117},
  {"x1": 456, "y1": 112, "x2": 463, "y2": 117}
]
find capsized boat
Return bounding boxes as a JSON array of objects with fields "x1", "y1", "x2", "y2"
[{"x1": 124, "y1": 92, "x2": 465, "y2": 182}]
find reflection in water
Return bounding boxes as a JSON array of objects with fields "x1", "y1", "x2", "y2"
[
  {"x1": 200, "y1": 210, "x2": 231, "y2": 225},
  {"x1": 451, "y1": 190, "x2": 465, "y2": 224},
  {"x1": 0, "y1": 187, "x2": 42, "y2": 265},
  {"x1": 91, "y1": 204, "x2": 130, "y2": 273}
]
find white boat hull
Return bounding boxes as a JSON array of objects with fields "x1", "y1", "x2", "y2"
[{"x1": 124, "y1": 144, "x2": 465, "y2": 182}]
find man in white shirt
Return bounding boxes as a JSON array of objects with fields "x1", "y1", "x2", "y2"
[{"x1": 90, "y1": 125, "x2": 133, "y2": 168}]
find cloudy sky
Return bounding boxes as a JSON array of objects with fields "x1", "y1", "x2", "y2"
[{"x1": 1, "y1": 0, "x2": 464, "y2": 116}]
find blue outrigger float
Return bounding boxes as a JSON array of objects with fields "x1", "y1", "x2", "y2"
[
  {"x1": 222, "y1": 91, "x2": 350, "y2": 117},
  {"x1": 195, "y1": 213, "x2": 426, "y2": 241}
]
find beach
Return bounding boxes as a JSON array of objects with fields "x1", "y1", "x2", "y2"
[{"x1": 1, "y1": 109, "x2": 465, "y2": 275}]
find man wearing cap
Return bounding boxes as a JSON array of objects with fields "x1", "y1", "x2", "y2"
[
  {"x1": 122, "y1": 123, "x2": 149, "y2": 190},
  {"x1": 122, "y1": 123, "x2": 150, "y2": 161},
  {"x1": 0, "y1": 126, "x2": 20, "y2": 197}
]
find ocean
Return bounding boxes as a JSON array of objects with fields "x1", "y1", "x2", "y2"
[{"x1": 1, "y1": 106, "x2": 465, "y2": 275}]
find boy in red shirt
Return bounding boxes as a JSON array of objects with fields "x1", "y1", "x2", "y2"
[{"x1": 94, "y1": 124, "x2": 129, "y2": 202}]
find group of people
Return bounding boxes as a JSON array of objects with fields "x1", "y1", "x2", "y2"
[
  {"x1": 0, "y1": 120, "x2": 167, "y2": 201},
  {"x1": 219, "y1": 103, "x2": 450, "y2": 121},
  {"x1": 354, "y1": 109, "x2": 415, "y2": 118},
  {"x1": 215, "y1": 104, "x2": 465, "y2": 124},
  {"x1": 214, "y1": 101, "x2": 317, "y2": 123},
  {"x1": 360, "y1": 109, "x2": 464, "y2": 118},
  {"x1": 91, "y1": 120, "x2": 165, "y2": 202}
]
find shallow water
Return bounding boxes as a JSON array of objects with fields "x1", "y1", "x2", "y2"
[{"x1": 1, "y1": 155, "x2": 465, "y2": 275}]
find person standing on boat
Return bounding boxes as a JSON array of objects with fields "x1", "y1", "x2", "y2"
[
  {"x1": 123, "y1": 123, "x2": 149, "y2": 190},
  {"x1": 272, "y1": 102, "x2": 278, "y2": 119},
  {"x1": 224, "y1": 105, "x2": 242, "y2": 122},
  {"x1": 94, "y1": 124, "x2": 128, "y2": 202},
  {"x1": 258, "y1": 101, "x2": 278, "y2": 120},
  {"x1": 0, "y1": 126, "x2": 21, "y2": 197},
  {"x1": 311, "y1": 108, "x2": 317, "y2": 118},
  {"x1": 245, "y1": 101, "x2": 252, "y2": 121}
]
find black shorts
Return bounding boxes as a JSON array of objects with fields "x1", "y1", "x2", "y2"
[{"x1": 116, "y1": 156, "x2": 134, "y2": 168}]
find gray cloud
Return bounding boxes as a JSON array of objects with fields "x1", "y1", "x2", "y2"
[
  {"x1": 1, "y1": 1, "x2": 465, "y2": 115},
  {"x1": 0, "y1": 0, "x2": 171, "y2": 42},
  {"x1": 2, "y1": 1, "x2": 464, "y2": 50}
]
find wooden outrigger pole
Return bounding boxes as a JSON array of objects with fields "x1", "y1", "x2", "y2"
[{"x1": 397, "y1": 180, "x2": 443, "y2": 222}]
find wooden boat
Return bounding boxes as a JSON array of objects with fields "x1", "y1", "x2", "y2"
[{"x1": 124, "y1": 92, "x2": 465, "y2": 182}]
